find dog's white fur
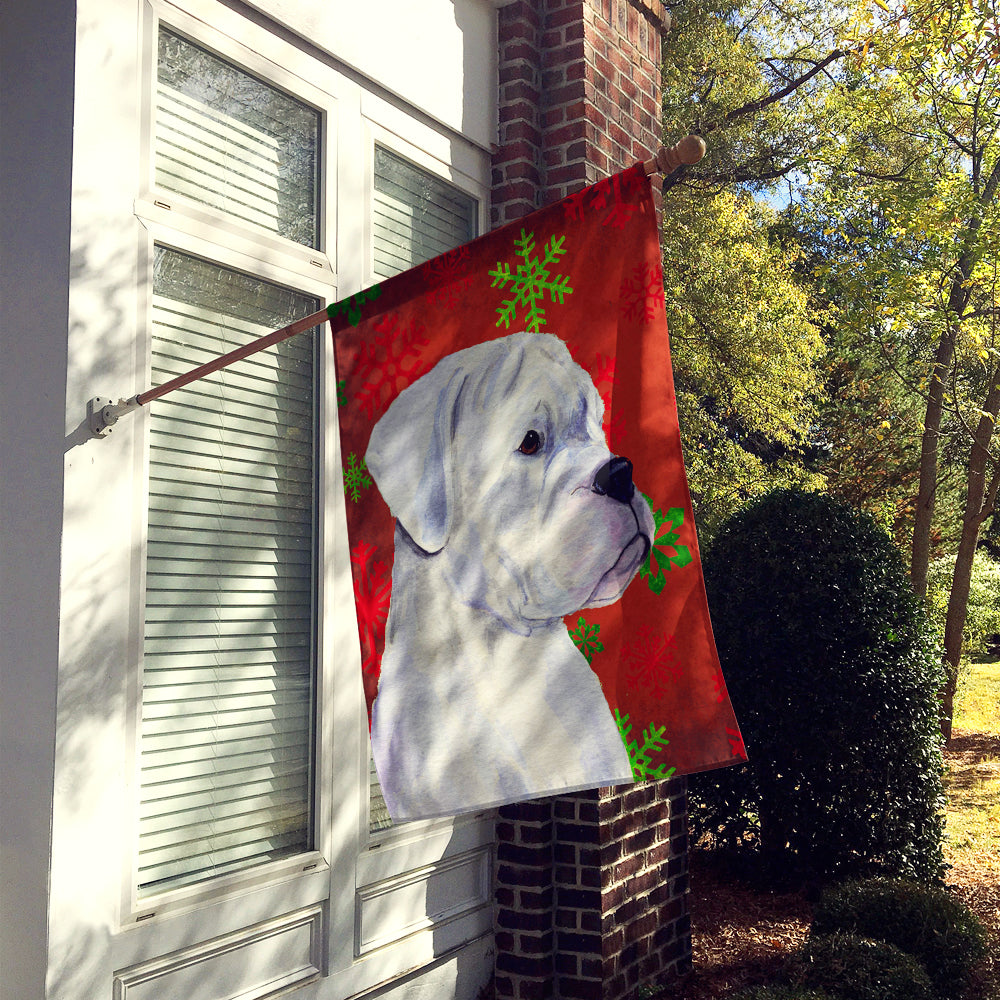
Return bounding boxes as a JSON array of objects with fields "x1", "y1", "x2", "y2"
[{"x1": 365, "y1": 332, "x2": 655, "y2": 819}]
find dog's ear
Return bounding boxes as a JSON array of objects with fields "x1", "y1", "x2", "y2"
[{"x1": 365, "y1": 362, "x2": 465, "y2": 554}]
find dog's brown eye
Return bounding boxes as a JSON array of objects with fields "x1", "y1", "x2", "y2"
[{"x1": 518, "y1": 429, "x2": 542, "y2": 455}]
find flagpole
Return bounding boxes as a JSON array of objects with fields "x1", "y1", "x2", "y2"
[
  {"x1": 88, "y1": 135, "x2": 706, "y2": 438},
  {"x1": 87, "y1": 305, "x2": 333, "y2": 437}
]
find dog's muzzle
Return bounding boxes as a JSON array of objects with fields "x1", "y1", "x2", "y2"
[{"x1": 592, "y1": 456, "x2": 635, "y2": 504}]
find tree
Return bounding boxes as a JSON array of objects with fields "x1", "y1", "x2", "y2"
[
  {"x1": 801, "y1": 0, "x2": 1000, "y2": 736},
  {"x1": 661, "y1": 188, "x2": 826, "y2": 537},
  {"x1": 661, "y1": 0, "x2": 854, "y2": 194},
  {"x1": 658, "y1": 1, "x2": 846, "y2": 536},
  {"x1": 659, "y1": 1, "x2": 999, "y2": 737}
]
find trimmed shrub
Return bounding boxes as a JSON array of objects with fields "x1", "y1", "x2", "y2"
[
  {"x1": 733, "y1": 987, "x2": 838, "y2": 1000},
  {"x1": 791, "y1": 933, "x2": 934, "y2": 1000},
  {"x1": 691, "y1": 489, "x2": 946, "y2": 882},
  {"x1": 811, "y1": 878, "x2": 988, "y2": 998}
]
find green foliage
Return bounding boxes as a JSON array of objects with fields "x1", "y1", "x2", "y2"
[
  {"x1": 791, "y1": 275, "x2": 931, "y2": 550},
  {"x1": 732, "y1": 988, "x2": 836, "y2": 1000},
  {"x1": 927, "y1": 551, "x2": 1000, "y2": 659},
  {"x1": 691, "y1": 489, "x2": 947, "y2": 882},
  {"x1": 661, "y1": 0, "x2": 850, "y2": 193},
  {"x1": 811, "y1": 878, "x2": 988, "y2": 999},
  {"x1": 791, "y1": 933, "x2": 934, "y2": 1000},
  {"x1": 656, "y1": 2, "x2": 854, "y2": 540},
  {"x1": 664, "y1": 190, "x2": 827, "y2": 539},
  {"x1": 658, "y1": 0, "x2": 1000, "y2": 744}
]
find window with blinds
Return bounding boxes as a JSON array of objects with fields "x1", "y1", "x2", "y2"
[
  {"x1": 368, "y1": 147, "x2": 477, "y2": 832},
  {"x1": 155, "y1": 28, "x2": 320, "y2": 248},
  {"x1": 372, "y1": 146, "x2": 478, "y2": 280},
  {"x1": 138, "y1": 248, "x2": 319, "y2": 896},
  {"x1": 138, "y1": 24, "x2": 323, "y2": 897}
]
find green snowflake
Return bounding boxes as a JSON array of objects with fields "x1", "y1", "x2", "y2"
[
  {"x1": 639, "y1": 495, "x2": 693, "y2": 595},
  {"x1": 343, "y1": 453, "x2": 372, "y2": 503},
  {"x1": 327, "y1": 285, "x2": 382, "y2": 327},
  {"x1": 336, "y1": 378, "x2": 347, "y2": 407},
  {"x1": 489, "y1": 229, "x2": 573, "y2": 332},
  {"x1": 569, "y1": 616, "x2": 604, "y2": 663},
  {"x1": 615, "y1": 710, "x2": 676, "y2": 782}
]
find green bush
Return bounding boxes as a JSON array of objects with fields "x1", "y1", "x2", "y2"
[
  {"x1": 691, "y1": 489, "x2": 946, "y2": 882},
  {"x1": 811, "y1": 878, "x2": 988, "y2": 998},
  {"x1": 927, "y1": 551, "x2": 1000, "y2": 658},
  {"x1": 732, "y1": 987, "x2": 838, "y2": 1000},
  {"x1": 791, "y1": 933, "x2": 934, "y2": 1000}
]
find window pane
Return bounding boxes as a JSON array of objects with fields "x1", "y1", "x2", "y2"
[
  {"x1": 369, "y1": 149, "x2": 478, "y2": 831},
  {"x1": 373, "y1": 146, "x2": 477, "y2": 279},
  {"x1": 138, "y1": 247, "x2": 318, "y2": 895},
  {"x1": 156, "y1": 28, "x2": 320, "y2": 248}
]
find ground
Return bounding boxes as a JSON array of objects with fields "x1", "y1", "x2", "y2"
[{"x1": 657, "y1": 660, "x2": 1000, "y2": 1000}]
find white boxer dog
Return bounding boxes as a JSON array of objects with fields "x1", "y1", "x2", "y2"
[{"x1": 365, "y1": 331, "x2": 655, "y2": 820}]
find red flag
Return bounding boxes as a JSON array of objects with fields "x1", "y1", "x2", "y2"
[{"x1": 332, "y1": 163, "x2": 745, "y2": 821}]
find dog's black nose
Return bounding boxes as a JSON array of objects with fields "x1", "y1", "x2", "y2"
[{"x1": 593, "y1": 456, "x2": 635, "y2": 504}]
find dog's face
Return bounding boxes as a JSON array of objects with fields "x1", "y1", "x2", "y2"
[{"x1": 366, "y1": 332, "x2": 655, "y2": 632}]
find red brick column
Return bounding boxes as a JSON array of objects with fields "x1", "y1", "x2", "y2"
[
  {"x1": 493, "y1": 0, "x2": 668, "y2": 224},
  {"x1": 491, "y1": 3, "x2": 692, "y2": 998},
  {"x1": 495, "y1": 800, "x2": 557, "y2": 999}
]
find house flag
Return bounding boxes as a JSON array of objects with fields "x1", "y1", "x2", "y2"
[{"x1": 331, "y1": 162, "x2": 746, "y2": 822}]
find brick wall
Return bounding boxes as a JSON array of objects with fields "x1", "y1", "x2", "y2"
[
  {"x1": 494, "y1": 782, "x2": 691, "y2": 1000},
  {"x1": 492, "y1": 0, "x2": 668, "y2": 226},
  {"x1": 490, "y1": 9, "x2": 691, "y2": 997}
]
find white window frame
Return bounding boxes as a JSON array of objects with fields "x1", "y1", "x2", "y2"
[
  {"x1": 124, "y1": 0, "x2": 339, "y2": 928},
  {"x1": 110, "y1": 0, "x2": 496, "y2": 991}
]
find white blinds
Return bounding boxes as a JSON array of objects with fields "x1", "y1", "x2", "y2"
[
  {"x1": 138, "y1": 248, "x2": 318, "y2": 895},
  {"x1": 368, "y1": 148, "x2": 477, "y2": 832},
  {"x1": 372, "y1": 146, "x2": 477, "y2": 281},
  {"x1": 155, "y1": 28, "x2": 320, "y2": 248}
]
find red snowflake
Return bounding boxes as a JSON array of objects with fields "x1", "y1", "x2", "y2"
[
  {"x1": 726, "y1": 726, "x2": 748, "y2": 760},
  {"x1": 621, "y1": 626, "x2": 680, "y2": 699},
  {"x1": 588, "y1": 176, "x2": 614, "y2": 210},
  {"x1": 620, "y1": 261, "x2": 664, "y2": 322},
  {"x1": 562, "y1": 187, "x2": 592, "y2": 223},
  {"x1": 428, "y1": 274, "x2": 474, "y2": 312},
  {"x1": 351, "y1": 540, "x2": 391, "y2": 679},
  {"x1": 354, "y1": 313, "x2": 430, "y2": 420},
  {"x1": 426, "y1": 244, "x2": 471, "y2": 283},
  {"x1": 562, "y1": 168, "x2": 644, "y2": 226},
  {"x1": 712, "y1": 666, "x2": 727, "y2": 704},
  {"x1": 591, "y1": 353, "x2": 626, "y2": 447},
  {"x1": 593, "y1": 353, "x2": 616, "y2": 399},
  {"x1": 422, "y1": 245, "x2": 474, "y2": 309},
  {"x1": 603, "y1": 199, "x2": 636, "y2": 229},
  {"x1": 590, "y1": 173, "x2": 639, "y2": 228}
]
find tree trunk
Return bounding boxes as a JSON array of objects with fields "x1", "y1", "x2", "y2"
[
  {"x1": 911, "y1": 161, "x2": 1000, "y2": 597},
  {"x1": 910, "y1": 329, "x2": 955, "y2": 598},
  {"x1": 940, "y1": 375, "x2": 1000, "y2": 741}
]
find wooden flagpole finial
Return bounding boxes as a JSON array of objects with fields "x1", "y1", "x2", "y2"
[{"x1": 644, "y1": 135, "x2": 707, "y2": 176}]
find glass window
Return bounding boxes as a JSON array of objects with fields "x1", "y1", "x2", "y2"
[
  {"x1": 156, "y1": 28, "x2": 320, "y2": 248},
  {"x1": 372, "y1": 146, "x2": 477, "y2": 278},
  {"x1": 138, "y1": 246, "x2": 318, "y2": 895}
]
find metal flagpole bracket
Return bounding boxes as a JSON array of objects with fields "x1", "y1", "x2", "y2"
[{"x1": 88, "y1": 395, "x2": 141, "y2": 438}]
